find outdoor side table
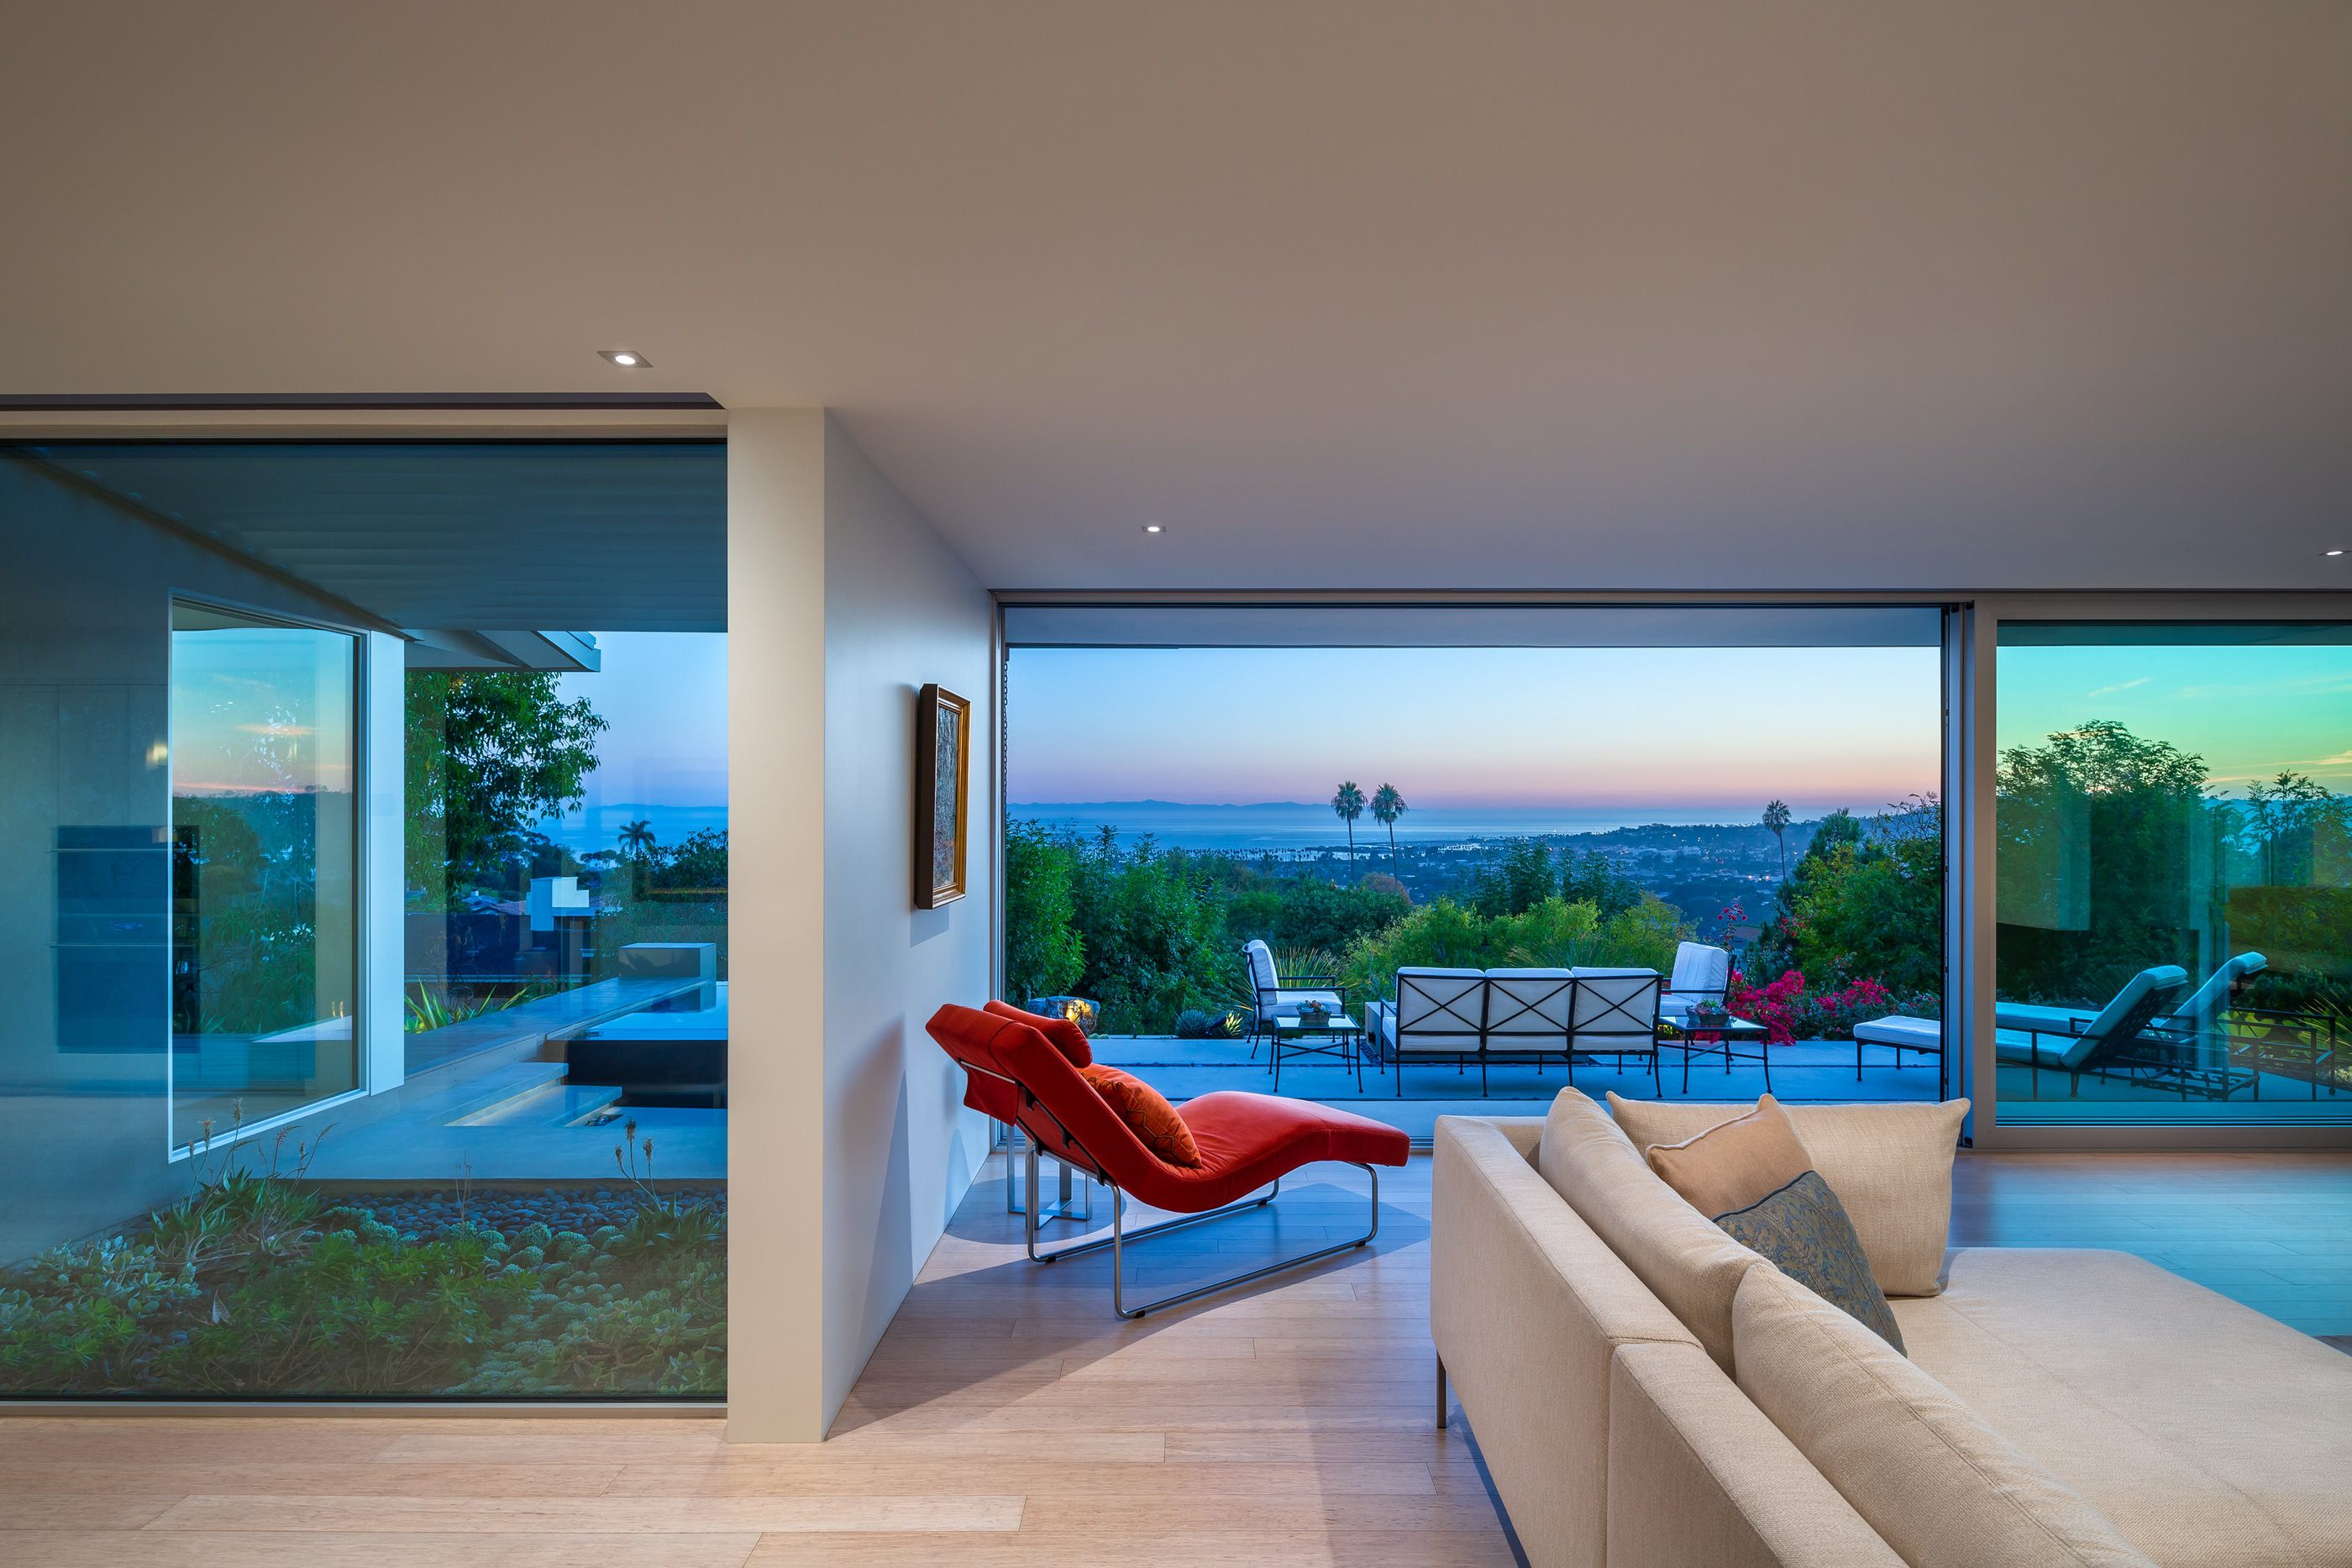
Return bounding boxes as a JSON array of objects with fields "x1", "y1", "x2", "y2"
[
  {"x1": 1674, "y1": 1015, "x2": 1774, "y2": 1094},
  {"x1": 1273, "y1": 1013, "x2": 1366, "y2": 1093}
]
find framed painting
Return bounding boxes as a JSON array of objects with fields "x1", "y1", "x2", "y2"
[{"x1": 915, "y1": 683, "x2": 971, "y2": 908}]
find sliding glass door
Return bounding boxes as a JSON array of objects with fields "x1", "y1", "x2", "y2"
[
  {"x1": 1995, "y1": 621, "x2": 2352, "y2": 1123},
  {"x1": 170, "y1": 602, "x2": 360, "y2": 1144}
]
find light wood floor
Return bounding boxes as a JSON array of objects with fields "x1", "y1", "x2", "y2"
[{"x1": 6, "y1": 1145, "x2": 2349, "y2": 1566}]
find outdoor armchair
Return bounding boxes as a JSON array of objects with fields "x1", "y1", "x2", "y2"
[
  {"x1": 927, "y1": 1002, "x2": 1408, "y2": 1317},
  {"x1": 1242, "y1": 937, "x2": 1343, "y2": 1057},
  {"x1": 1658, "y1": 940, "x2": 1731, "y2": 1025}
]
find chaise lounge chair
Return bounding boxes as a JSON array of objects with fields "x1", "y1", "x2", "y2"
[
  {"x1": 927, "y1": 1002, "x2": 1409, "y2": 1317},
  {"x1": 1993, "y1": 964, "x2": 2202, "y2": 1097}
]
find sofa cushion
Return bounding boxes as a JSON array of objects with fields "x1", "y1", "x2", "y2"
[
  {"x1": 1643, "y1": 1093, "x2": 1814, "y2": 1219},
  {"x1": 1610, "y1": 1093, "x2": 1967, "y2": 1296},
  {"x1": 1893, "y1": 1247, "x2": 2352, "y2": 1568},
  {"x1": 1609, "y1": 1340, "x2": 1903, "y2": 1568},
  {"x1": 1537, "y1": 1088, "x2": 1763, "y2": 1371},
  {"x1": 1733, "y1": 1265, "x2": 2155, "y2": 1568}
]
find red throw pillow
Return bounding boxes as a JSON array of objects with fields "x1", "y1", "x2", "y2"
[
  {"x1": 984, "y1": 999, "x2": 1092, "y2": 1067},
  {"x1": 1077, "y1": 1064, "x2": 1203, "y2": 1167}
]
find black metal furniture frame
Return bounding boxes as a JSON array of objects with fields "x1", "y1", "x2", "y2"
[
  {"x1": 977, "y1": 1065, "x2": 1382, "y2": 1319},
  {"x1": 1677, "y1": 1016, "x2": 1774, "y2": 1094},
  {"x1": 1269, "y1": 1013, "x2": 1371, "y2": 1093},
  {"x1": 1374, "y1": 971, "x2": 1666, "y2": 1097},
  {"x1": 2223, "y1": 1006, "x2": 2344, "y2": 1099}
]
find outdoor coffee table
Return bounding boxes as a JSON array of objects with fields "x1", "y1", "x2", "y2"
[
  {"x1": 1673, "y1": 1015, "x2": 1775, "y2": 1094},
  {"x1": 1273, "y1": 1012, "x2": 1366, "y2": 1093}
]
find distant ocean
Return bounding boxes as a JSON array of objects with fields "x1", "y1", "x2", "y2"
[
  {"x1": 547, "y1": 802, "x2": 730, "y2": 857},
  {"x1": 1006, "y1": 800, "x2": 1750, "y2": 852}
]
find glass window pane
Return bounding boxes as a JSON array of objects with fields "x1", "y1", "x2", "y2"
[
  {"x1": 171, "y1": 606, "x2": 359, "y2": 1143},
  {"x1": 2, "y1": 439, "x2": 727, "y2": 1401},
  {"x1": 1001, "y1": 611, "x2": 1951, "y2": 1125},
  {"x1": 1996, "y1": 621, "x2": 2352, "y2": 1123}
]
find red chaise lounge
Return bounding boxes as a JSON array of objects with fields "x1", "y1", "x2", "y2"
[{"x1": 927, "y1": 1002, "x2": 1411, "y2": 1317}]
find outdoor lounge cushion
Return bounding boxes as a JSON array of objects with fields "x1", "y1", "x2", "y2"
[
  {"x1": 2160, "y1": 951, "x2": 2266, "y2": 1036},
  {"x1": 1610, "y1": 1095, "x2": 1969, "y2": 1297},
  {"x1": 983, "y1": 998, "x2": 1092, "y2": 1067},
  {"x1": 1992, "y1": 965, "x2": 2187, "y2": 1071},
  {"x1": 1539, "y1": 1088, "x2": 1764, "y2": 1371},
  {"x1": 928, "y1": 1004, "x2": 1408, "y2": 1213},
  {"x1": 1893, "y1": 1247, "x2": 2352, "y2": 1567},
  {"x1": 1733, "y1": 1265, "x2": 2155, "y2": 1568}
]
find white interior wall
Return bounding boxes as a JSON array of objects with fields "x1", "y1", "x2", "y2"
[
  {"x1": 725, "y1": 410, "x2": 994, "y2": 1441},
  {"x1": 724, "y1": 411, "x2": 832, "y2": 1440},
  {"x1": 818, "y1": 413, "x2": 996, "y2": 1425}
]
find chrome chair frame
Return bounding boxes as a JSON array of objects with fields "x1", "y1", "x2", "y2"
[{"x1": 985, "y1": 1067, "x2": 1383, "y2": 1319}]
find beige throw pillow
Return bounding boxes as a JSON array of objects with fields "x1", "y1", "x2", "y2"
[
  {"x1": 1732, "y1": 1266, "x2": 2154, "y2": 1568},
  {"x1": 1537, "y1": 1088, "x2": 1763, "y2": 1371},
  {"x1": 1643, "y1": 1093, "x2": 1814, "y2": 1218},
  {"x1": 1611, "y1": 1093, "x2": 1968, "y2": 1296}
]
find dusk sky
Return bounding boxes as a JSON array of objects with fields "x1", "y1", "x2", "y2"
[
  {"x1": 1998, "y1": 642, "x2": 2352, "y2": 795},
  {"x1": 1008, "y1": 645, "x2": 1943, "y2": 818},
  {"x1": 171, "y1": 625, "x2": 354, "y2": 796},
  {"x1": 555, "y1": 632, "x2": 729, "y2": 811}
]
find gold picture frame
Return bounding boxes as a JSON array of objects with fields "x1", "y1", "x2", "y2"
[{"x1": 915, "y1": 683, "x2": 971, "y2": 908}]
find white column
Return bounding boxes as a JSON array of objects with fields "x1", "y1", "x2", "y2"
[
  {"x1": 362, "y1": 629, "x2": 406, "y2": 1096},
  {"x1": 725, "y1": 409, "x2": 832, "y2": 1442}
]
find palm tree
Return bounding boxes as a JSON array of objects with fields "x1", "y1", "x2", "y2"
[
  {"x1": 618, "y1": 819, "x2": 658, "y2": 860},
  {"x1": 1331, "y1": 781, "x2": 1367, "y2": 869},
  {"x1": 1761, "y1": 800, "x2": 1792, "y2": 882},
  {"x1": 1371, "y1": 784, "x2": 1408, "y2": 868}
]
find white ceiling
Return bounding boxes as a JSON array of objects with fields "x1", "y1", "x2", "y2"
[{"x1": 5, "y1": 3, "x2": 2350, "y2": 594}]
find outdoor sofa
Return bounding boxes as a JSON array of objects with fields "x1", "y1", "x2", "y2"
[{"x1": 1366, "y1": 966, "x2": 1666, "y2": 1095}]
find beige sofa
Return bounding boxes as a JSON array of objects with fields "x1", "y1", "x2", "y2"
[{"x1": 1431, "y1": 1093, "x2": 2352, "y2": 1568}]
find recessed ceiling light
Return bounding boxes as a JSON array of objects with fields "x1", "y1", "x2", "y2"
[
  {"x1": 1142, "y1": 523, "x2": 1163, "y2": 534},
  {"x1": 2329, "y1": 549, "x2": 2345, "y2": 557},
  {"x1": 600, "y1": 349, "x2": 649, "y2": 368}
]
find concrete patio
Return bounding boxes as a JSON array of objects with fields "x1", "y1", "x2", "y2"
[{"x1": 1090, "y1": 1031, "x2": 1950, "y2": 1141}]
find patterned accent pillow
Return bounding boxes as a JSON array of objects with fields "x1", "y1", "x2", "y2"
[
  {"x1": 1077, "y1": 1064, "x2": 1203, "y2": 1167},
  {"x1": 1716, "y1": 1172, "x2": 1904, "y2": 1352}
]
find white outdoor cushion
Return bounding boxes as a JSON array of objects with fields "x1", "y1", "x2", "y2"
[
  {"x1": 1245, "y1": 938, "x2": 1280, "y2": 995},
  {"x1": 1667, "y1": 941, "x2": 1730, "y2": 999},
  {"x1": 1264, "y1": 988, "x2": 1341, "y2": 1020},
  {"x1": 1852, "y1": 1016, "x2": 1942, "y2": 1050},
  {"x1": 1389, "y1": 968, "x2": 1487, "y2": 1055}
]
